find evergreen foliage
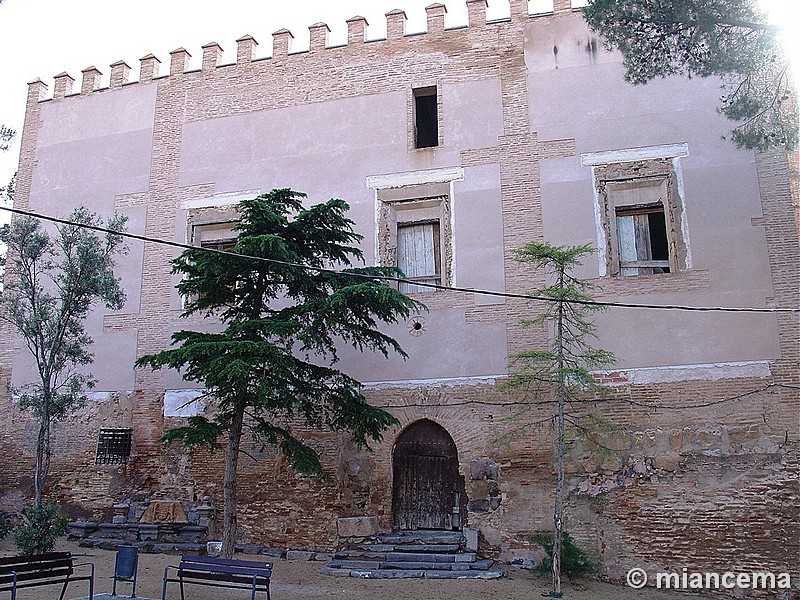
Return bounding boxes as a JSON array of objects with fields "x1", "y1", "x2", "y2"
[
  {"x1": 0, "y1": 208, "x2": 127, "y2": 509},
  {"x1": 504, "y1": 242, "x2": 615, "y2": 598},
  {"x1": 137, "y1": 189, "x2": 421, "y2": 557},
  {"x1": 532, "y1": 531, "x2": 596, "y2": 583},
  {"x1": 583, "y1": 0, "x2": 797, "y2": 151}
]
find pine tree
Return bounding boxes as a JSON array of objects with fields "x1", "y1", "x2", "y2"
[
  {"x1": 137, "y1": 189, "x2": 421, "y2": 558},
  {"x1": 583, "y1": 0, "x2": 797, "y2": 151},
  {"x1": 505, "y1": 242, "x2": 614, "y2": 598}
]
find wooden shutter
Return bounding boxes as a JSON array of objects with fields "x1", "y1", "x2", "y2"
[{"x1": 397, "y1": 222, "x2": 440, "y2": 293}]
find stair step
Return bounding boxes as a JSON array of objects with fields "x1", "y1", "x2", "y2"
[
  {"x1": 323, "y1": 530, "x2": 503, "y2": 580},
  {"x1": 378, "y1": 532, "x2": 463, "y2": 545},
  {"x1": 424, "y1": 570, "x2": 507, "y2": 579},
  {"x1": 335, "y1": 550, "x2": 387, "y2": 560},
  {"x1": 324, "y1": 568, "x2": 507, "y2": 579},
  {"x1": 385, "y1": 552, "x2": 456, "y2": 563},
  {"x1": 357, "y1": 543, "x2": 461, "y2": 553},
  {"x1": 381, "y1": 561, "x2": 471, "y2": 571},
  {"x1": 351, "y1": 569, "x2": 427, "y2": 579},
  {"x1": 329, "y1": 559, "x2": 383, "y2": 569}
]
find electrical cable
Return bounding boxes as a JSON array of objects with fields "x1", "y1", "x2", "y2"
[{"x1": 2, "y1": 204, "x2": 799, "y2": 314}]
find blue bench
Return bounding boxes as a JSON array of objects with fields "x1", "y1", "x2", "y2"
[
  {"x1": 0, "y1": 551, "x2": 94, "y2": 600},
  {"x1": 161, "y1": 554, "x2": 272, "y2": 600}
]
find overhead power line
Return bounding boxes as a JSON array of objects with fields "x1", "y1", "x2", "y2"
[{"x1": 2, "y1": 204, "x2": 799, "y2": 314}]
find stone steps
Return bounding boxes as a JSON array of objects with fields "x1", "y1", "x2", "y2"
[{"x1": 321, "y1": 530, "x2": 506, "y2": 580}]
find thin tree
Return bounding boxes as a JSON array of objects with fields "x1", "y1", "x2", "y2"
[
  {"x1": 0, "y1": 208, "x2": 128, "y2": 509},
  {"x1": 505, "y1": 242, "x2": 615, "y2": 598},
  {"x1": 137, "y1": 189, "x2": 421, "y2": 558},
  {"x1": 582, "y1": 0, "x2": 797, "y2": 151}
]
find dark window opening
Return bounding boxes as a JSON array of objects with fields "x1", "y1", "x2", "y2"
[
  {"x1": 96, "y1": 428, "x2": 132, "y2": 465},
  {"x1": 414, "y1": 88, "x2": 439, "y2": 149},
  {"x1": 615, "y1": 206, "x2": 670, "y2": 275}
]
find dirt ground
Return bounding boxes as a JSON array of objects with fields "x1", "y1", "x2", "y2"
[{"x1": 0, "y1": 538, "x2": 717, "y2": 600}]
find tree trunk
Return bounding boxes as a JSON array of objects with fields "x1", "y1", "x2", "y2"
[
  {"x1": 549, "y1": 271, "x2": 566, "y2": 598},
  {"x1": 220, "y1": 404, "x2": 245, "y2": 559},
  {"x1": 33, "y1": 395, "x2": 51, "y2": 511},
  {"x1": 34, "y1": 421, "x2": 47, "y2": 510}
]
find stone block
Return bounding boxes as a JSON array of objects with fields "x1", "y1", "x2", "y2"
[
  {"x1": 463, "y1": 527, "x2": 479, "y2": 552},
  {"x1": 468, "y1": 479, "x2": 488, "y2": 498},
  {"x1": 653, "y1": 454, "x2": 682, "y2": 472},
  {"x1": 286, "y1": 550, "x2": 314, "y2": 561},
  {"x1": 467, "y1": 499, "x2": 490, "y2": 513},
  {"x1": 337, "y1": 515, "x2": 379, "y2": 538}
]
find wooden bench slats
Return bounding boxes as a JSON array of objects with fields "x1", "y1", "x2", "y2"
[
  {"x1": 162, "y1": 554, "x2": 271, "y2": 600},
  {"x1": 179, "y1": 563, "x2": 272, "y2": 577},
  {"x1": 1, "y1": 565, "x2": 73, "y2": 584},
  {"x1": 0, "y1": 551, "x2": 94, "y2": 599},
  {"x1": 0, "y1": 552, "x2": 72, "y2": 566},
  {"x1": 178, "y1": 572, "x2": 271, "y2": 587}
]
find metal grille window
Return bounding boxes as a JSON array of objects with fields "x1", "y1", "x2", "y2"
[{"x1": 96, "y1": 428, "x2": 132, "y2": 465}]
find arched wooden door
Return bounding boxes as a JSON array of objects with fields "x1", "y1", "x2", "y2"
[{"x1": 392, "y1": 420, "x2": 466, "y2": 530}]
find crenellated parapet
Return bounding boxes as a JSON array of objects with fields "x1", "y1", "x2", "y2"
[{"x1": 28, "y1": 0, "x2": 580, "y2": 104}]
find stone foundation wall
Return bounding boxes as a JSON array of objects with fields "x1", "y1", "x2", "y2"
[{"x1": 2, "y1": 373, "x2": 795, "y2": 582}]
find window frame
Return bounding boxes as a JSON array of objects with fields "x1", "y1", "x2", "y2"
[
  {"x1": 592, "y1": 159, "x2": 688, "y2": 278},
  {"x1": 604, "y1": 176, "x2": 673, "y2": 276},
  {"x1": 396, "y1": 219, "x2": 442, "y2": 293},
  {"x1": 377, "y1": 193, "x2": 452, "y2": 294},
  {"x1": 412, "y1": 85, "x2": 440, "y2": 150}
]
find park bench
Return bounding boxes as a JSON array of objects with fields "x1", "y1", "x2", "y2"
[
  {"x1": 161, "y1": 554, "x2": 272, "y2": 600},
  {"x1": 0, "y1": 551, "x2": 94, "y2": 600}
]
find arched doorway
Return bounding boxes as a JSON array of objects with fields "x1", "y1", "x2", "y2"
[{"x1": 392, "y1": 420, "x2": 466, "y2": 530}]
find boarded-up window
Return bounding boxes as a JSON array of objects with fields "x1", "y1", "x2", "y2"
[
  {"x1": 192, "y1": 221, "x2": 237, "y2": 250},
  {"x1": 414, "y1": 87, "x2": 439, "y2": 149},
  {"x1": 96, "y1": 428, "x2": 132, "y2": 465},
  {"x1": 608, "y1": 178, "x2": 671, "y2": 276},
  {"x1": 397, "y1": 221, "x2": 441, "y2": 293}
]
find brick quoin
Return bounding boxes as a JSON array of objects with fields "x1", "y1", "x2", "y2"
[{"x1": 0, "y1": 1, "x2": 797, "y2": 587}]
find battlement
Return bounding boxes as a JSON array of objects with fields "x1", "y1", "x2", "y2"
[{"x1": 27, "y1": 0, "x2": 578, "y2": 103}]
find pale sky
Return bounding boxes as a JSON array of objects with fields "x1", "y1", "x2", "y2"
[{"x1": 0, "y1": 0, "x2": 796, "y2": 224}]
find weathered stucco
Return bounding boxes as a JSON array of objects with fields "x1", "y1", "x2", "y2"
[{"x1": 1, "y1": 0, "x2": 797, "y2": 589}]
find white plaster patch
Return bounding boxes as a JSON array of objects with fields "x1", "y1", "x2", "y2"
[
  {"x1": 595, "y1": 361, "x2": 772, "y2": 386},
  {"x1": 363, "y1": 374, "x2": 501, "y2": 390},
  {"x1": 580, "y1": 143, "x2": 689, "y2": 166},
  {"x1": 181, "y1": 188, "x2": 261, "y2": 210},
  {"x1": 163, "y1": 389, "x2": 206, "y2": 417},
  {"x1": 366, "y1": 166, "x2": 465, "y2": 190}
]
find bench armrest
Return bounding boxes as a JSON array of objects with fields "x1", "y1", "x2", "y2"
[{"x1": 73, "y1": 561, "x2": 95, "y2": 576}]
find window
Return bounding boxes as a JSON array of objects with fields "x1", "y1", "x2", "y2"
[
  {"x1": 96, "y1": 428, "x2": 132, "y2": 465},
  {"x1": 192, "y1": 221, "x2": 237, "y2": 250},
  {"x1": 413, "y1": 86, "x2": 439, "y2": 149},
  {"x1": 608, "y1": 178, "x2": 671, "y2": 276},
  {"x1": 585, "y1": 149, "x2": 689, "y2": 278},
  {"x1": 376, "y1": 191, "x2": 452, "y2": 293},
  {"x1": 397, "y1": 221, "x2": 441, "y2": 293}
]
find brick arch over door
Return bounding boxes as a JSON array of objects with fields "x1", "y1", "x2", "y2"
[{"x1": 391, "y1": 419, "x2": 467, "y2": 530}]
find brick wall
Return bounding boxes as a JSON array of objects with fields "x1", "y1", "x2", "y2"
[{"x1": 0, "y1": 2, "x2": 797, "y2": 589}]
